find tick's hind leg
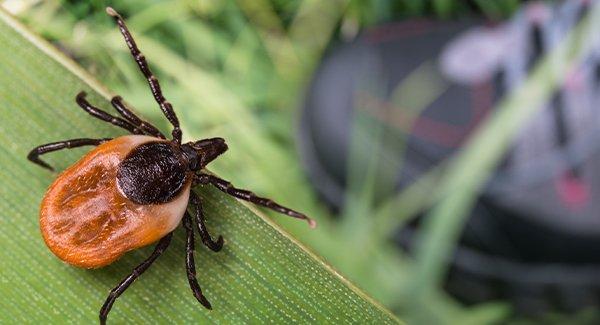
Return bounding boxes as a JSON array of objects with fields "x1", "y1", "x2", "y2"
[
  {"x1": 99, "y1": 232, "x2": 173, "y2": 325},
  {"x1": 183, "y1": 212, "x2": 212, "y2": 309},
  {"x1": 28, "y1": 138, "x2": 111, "y2": 171},
  {"x1": 195, "y1": 173, "x2": 317, "y2": 228},
  {"x1": 76, "y1": 92, "x2": 143, "y2": 135},
  {"x1": 110, "y1": 96, "x2": 166, "y2": 139},
  {"x1": 190, "y1": 191, "x2": 223, "y2": 252},
  {"x1": 106, "y1": 7, "x2": 182, "y2": 143}
]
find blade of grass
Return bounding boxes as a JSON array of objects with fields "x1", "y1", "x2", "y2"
[
  {"x1": 236, "y1": 0, "x2": 302, "y2": 79},
  {"x1": 289, "y1": 0, "x2": 348, "y2": 67},
  {"x1": 0, "y1": 8, "x2": 400, "y2": 324}
]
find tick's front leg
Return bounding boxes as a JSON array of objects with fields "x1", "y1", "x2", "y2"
[{"x1": 195, "y1": 173, "x2": 316, "y2": 228}]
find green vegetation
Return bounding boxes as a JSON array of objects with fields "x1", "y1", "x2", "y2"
[
  {"x1": 4, "y1": 0, "x2": 595, "y2": 324},
  {"x1": 0, "y1": 7, "x2": 400, "y2": 323}
]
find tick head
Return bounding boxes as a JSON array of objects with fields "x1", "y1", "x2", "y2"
[{"x1": 182, "y1": 137, "x2": 228, "y2": 171}]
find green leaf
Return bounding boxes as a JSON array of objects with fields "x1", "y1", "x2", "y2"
[{"x1": 0, "y1": 8, "x2": 400, "y2": 324}]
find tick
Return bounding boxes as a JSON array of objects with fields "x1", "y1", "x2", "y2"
[{"x1": 27, "y1": 7, "x2": 315, "y2": 324}]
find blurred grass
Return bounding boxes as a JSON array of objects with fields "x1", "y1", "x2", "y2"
[
  {"x1": 7, "y1": 0, "x2": 584, "y2": 324},
  {"x1": 411, "y1": 3, "x2": 600, "y2": 301}
]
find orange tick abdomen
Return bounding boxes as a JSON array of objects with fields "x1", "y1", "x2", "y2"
[{"x1": 40, "y1": 135, "x2": 191, "y2": 268}]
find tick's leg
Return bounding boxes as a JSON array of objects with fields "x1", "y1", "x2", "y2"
[
  {"x1": 106, "y1": 7, "x2": 182, "y2": 143},
  {"x1": 182, "y1": 211, "x2": 213, "y2": 309},
  {"x1": 110, "y1": 96, "x2": 166, "y2": 139},
  {"x1": 99, "y1": 232, "x2": 173, "y2": 325},
  {"x1": 190, "y1": 191, "x2": 223, "y2": 252},
  {"x1": 195, "y1": 173, "x2": 316, "y2": 228},
  {"x1": 28, "y1": 138, "x2": 111, "y2": 171},
  {"x1": 76, "y1": 91, "x2": 143, "y2": 135}
]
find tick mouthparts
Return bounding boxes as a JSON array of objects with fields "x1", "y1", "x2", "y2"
[{"x1": 307, "y1": 218, "x2": 317, "y2": 229}]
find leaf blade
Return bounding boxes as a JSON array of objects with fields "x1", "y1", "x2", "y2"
[{"x1": 0, "y1": 8, "x2": 400, "y2": 324}]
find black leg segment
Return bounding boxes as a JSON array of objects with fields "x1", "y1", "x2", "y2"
[
  {"x1": 190, "y1": 191, "x2": 223, "y2": 252},
  {"x1": 99, "y1": 232, "x2": 173, "y2": 325},
  {"x1": 76, "y1": 92, "x2": 143, "y2": 135},
  {"x1": 106, "y1": 7, "x2": 182, "y2": 143},
  {"x1": 183, "y1": 211, "x2": 213, "y2": 310},
  {"x1": 28, "y1": 138, "x2": 111, "y2": 171},
  {"x1": 195, "y1": 173, "x2": 317, "y2": 228},
  {"x1": 110, "y1": 96, "x2": 166, "y2": 139}
]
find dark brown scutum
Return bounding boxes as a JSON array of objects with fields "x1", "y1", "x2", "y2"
[{"x1": 117, "y1": 142, "x2": 189, "y2": 205}]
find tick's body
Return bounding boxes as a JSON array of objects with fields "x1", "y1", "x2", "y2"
[
  {"x1": 28, "y1": 7, "x2": 314, "y2": 324},
  {"x1": 41, "y1": 136, "x2": 190, "y2": 268}
]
